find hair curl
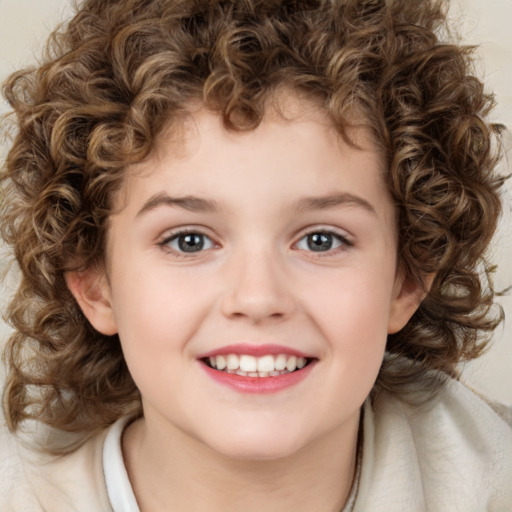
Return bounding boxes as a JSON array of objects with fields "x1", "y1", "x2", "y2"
[{"x1": 0, "y1": 0, "x2": 504, "y2": 449}]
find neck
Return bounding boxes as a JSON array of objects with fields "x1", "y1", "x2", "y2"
[{"x1": 122, "y1": 412, "x2": 361, "y2": 512}]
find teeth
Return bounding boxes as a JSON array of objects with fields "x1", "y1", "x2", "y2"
[
  {"x1": 207, "y1": 353, "x2": 310, "y2": 376},
  {"x1": 286, "y1": 356, "x2": 297, "y2": 372},
  {"x1": 275, "y1": 354, "x2": 287, "y2": 371},
  {"x1": 226, "y1": 354, "x2": 239, "y2": 370},
  {"x1": 257, "y1": 355, "x2": 275, "y2": 373},
  {"x1": 216, "y1": 355, "x2": 227, "y2": 370},
  {"x1": 239, "y1": 355, "x2": 257, "y2": 372}
]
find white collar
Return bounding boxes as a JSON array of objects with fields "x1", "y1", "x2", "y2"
[{"x1": 102, "y1": 416, "x2": 140, "y2": 512}]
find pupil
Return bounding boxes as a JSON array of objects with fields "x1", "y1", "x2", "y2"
[
  {"x1": 308, "y1": 233, "x2": 332, "y2": 251},
  {"x1": 178, "y1": 234, "x2": 204, "y2": 252}
]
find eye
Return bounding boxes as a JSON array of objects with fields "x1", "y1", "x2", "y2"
[
  {"x1": 162, "y1": 231, "x2": 215, "y2": 253},
  {"x1": 295, "y1": 231, "x2": 350, "y2": 252}
]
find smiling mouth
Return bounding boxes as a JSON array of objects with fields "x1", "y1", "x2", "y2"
[{"x1": 202, "y1": 354, "x2": 314, "y2": 378}]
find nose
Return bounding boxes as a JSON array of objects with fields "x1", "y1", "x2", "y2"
[{"x1": 220, "y1": 249, "x2": 296, "y2": 324}]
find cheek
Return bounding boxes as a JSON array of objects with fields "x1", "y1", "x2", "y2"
[
  {"x1": 301, "y1": 269, "x2": 394, "y2": 375},
  {"x1": 303, "y1": 269, "x2": 396, "y2": 334},
  {"x1": 108, "y1": 268, "x2": 209, "y2": 403},
  {"x1": 108, "y1": 259, "x2": 220, "y2": 365}
]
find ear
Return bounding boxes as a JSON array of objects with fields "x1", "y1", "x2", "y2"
[
  {"x1": 65, "y1": 268, "x2": 118, "y2": 336},
  {"x1": 388, "y1": 270, "x2": 434, "y2": 334}
]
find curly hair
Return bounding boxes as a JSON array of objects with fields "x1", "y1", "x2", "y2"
[{"x1": 0, "y1": 0, "x2": 504, "y2": 449}]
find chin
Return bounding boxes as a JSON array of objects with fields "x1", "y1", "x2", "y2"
[
  {"x1": 200, "y1": 426, "x2": 311, "y2": 462},
  {"x1": 211, "y1": 441, "x2": 304, "y2": 462}
]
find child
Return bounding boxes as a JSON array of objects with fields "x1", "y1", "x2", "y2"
[{"x1": 1, "y1": 0, "x2": 511, "y2": 510}]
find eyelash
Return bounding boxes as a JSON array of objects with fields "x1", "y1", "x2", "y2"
[
  {"x1": 157, "y1": 227, "x2": 352, "y2": 257},
  {"x1": 294, "y1": 229, "x2": 352, "y2": 255},
  {"x1": 158, "y1": 229, "x2": 217, "y2": 257}
]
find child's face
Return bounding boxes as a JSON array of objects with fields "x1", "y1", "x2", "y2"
[{"x1": 75, "y1": 98, "x2": 421, "y2": 459}]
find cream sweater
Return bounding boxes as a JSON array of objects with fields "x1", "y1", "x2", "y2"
[{"x1": 1, "y1": 379, "x2": 511, "y2": 511}]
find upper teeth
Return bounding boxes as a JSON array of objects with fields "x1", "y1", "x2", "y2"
[{"x1": 208, "y1": 354, "x2": 307, "y2": 374}]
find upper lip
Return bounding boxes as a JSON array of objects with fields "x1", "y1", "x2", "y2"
[{"x1": 197, "y1": 343, "x2": 314, "y2": 359}]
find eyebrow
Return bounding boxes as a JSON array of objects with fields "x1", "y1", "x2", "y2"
[
  {"x1": 136, "y1": 191, "x2": 377, "y2": 217},
  {"x1": 296, "y1": 193, "x2": 377, "y2": 215},
  {"x1": 136, "y1": 193, "x2": 219, "y2": 217}
]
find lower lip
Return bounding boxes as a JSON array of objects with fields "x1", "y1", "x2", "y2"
[{"x1": 200, "y1": 361, "x2": 316, "y2": 394}]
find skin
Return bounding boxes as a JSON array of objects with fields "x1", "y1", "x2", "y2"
[{"x1": 68, "y1": 98, "x2": 423, "y2": 511}]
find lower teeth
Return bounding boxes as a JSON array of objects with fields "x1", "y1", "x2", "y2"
[{"x1": 224, "y1": 369, "x2": 293, "y2": 377}]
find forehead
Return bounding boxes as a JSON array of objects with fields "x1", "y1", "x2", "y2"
[
  {"x1": 114, "y1": 95, "x2": 389, "y2": 218},
  {"x1": 133, "y1": 94, "x2": 380, "y2": 173}
]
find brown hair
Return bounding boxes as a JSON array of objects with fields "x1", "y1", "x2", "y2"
[{"x1": 0, "y1": 0, "x2": 504, "y2": 449}]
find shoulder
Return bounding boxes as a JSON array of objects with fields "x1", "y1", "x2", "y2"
[
  {"x1": 354, "y1": 379, "x2": 512, "y2": 512},
  {"x1": 0, "y1": 423, "x2": 113, "y2": 512}
]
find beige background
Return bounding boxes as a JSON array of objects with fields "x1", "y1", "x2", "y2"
[{"x1": 0, "y1": 0, "x2": 511, "y2": 405}]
